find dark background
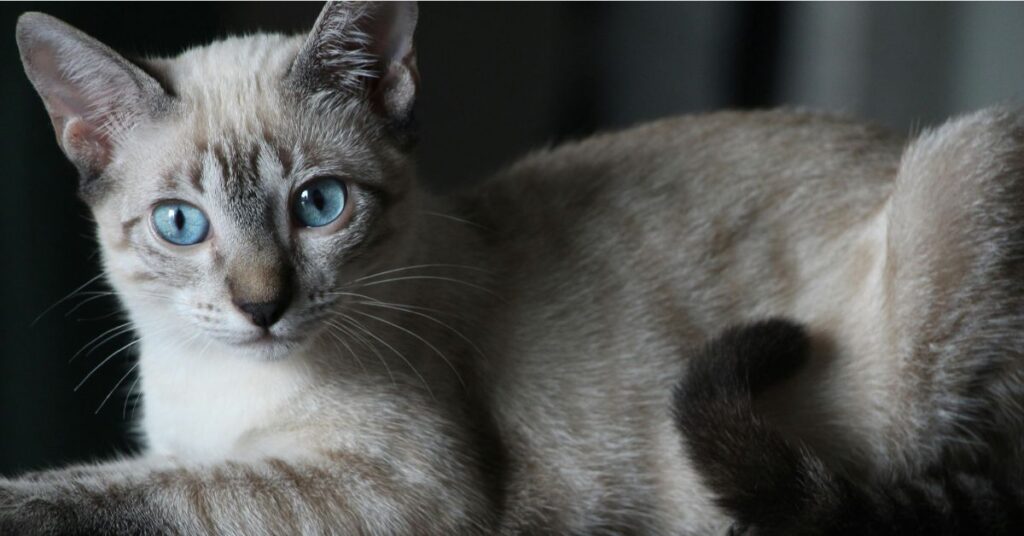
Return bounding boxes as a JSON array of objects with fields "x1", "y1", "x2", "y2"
[{"x1": 3, "y1": 2, "x2": 1024, "y2": 476}]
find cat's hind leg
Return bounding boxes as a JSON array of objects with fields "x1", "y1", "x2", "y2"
[{"x1": 882, "y1": 107, "x2": 1024, "y2": 465}]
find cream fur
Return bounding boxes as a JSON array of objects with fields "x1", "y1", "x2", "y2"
[{"x1": 8, "y1": 3, "x2": 1024, "y2": 535}]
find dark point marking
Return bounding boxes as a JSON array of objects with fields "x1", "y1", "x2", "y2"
[
  {"x1": 161, "y1": 169, "x2": 177, "y2": 191},
  {"x1": 212, "y1": 144, "x2": 231, "y2": 182},
  {"x1": 119, "y1": 217, "x2": 141, "y2": 249},
  {"x1": 187, "y1": 158, "x2": 205, "y2": 194},
  {"x1": 127, "y1": 271, "x2": 158, "y2": 283},
  {"x1": 141, "y1": 244, "x2": 175, "y2": 263},
  {"x1": 211, "y1": 248, "x2": 225, "y2": 270},
  {"x1": 246, "y1": 145, "x2": 261, "y2": 183},
  {"x1": 277, "y1": 144, "x2": 294, "y2": 178}
]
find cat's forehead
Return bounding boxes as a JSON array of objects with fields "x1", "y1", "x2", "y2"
[
  {"x1": 129, "y1": 33, "x2": 373, "y2": 185},
  {"x1": 146, "y1": 34, "x2": 305, "y2": 127}
]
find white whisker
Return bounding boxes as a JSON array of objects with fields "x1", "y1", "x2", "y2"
[
  {"x1": 321, "y1": 320, "x2": 368, "y2": 374},
  {"x1": 71, "y1": 321, "x2": 134, "y2": 363},
  {"x1": 65, "y1": 292, "x2": 116, "y2": 317},
  {"x1": 329, "y1": 317, "x2": 395, "y2": 385},
  {"x1": 340, "y1": 313, "x2": 434, "y2": 399},
  {"x1": 342, "y1": 317, "x2": 413, "y2": 391},
  {"x1": 418, "y1": 210, "x2": 489, "y2": 230},
  {"x1": 354, "y1": 275, "x2": 502, "y2": 300},
  {"x1": 349, "y1": 263, "x2": 491, "y2": 284},
  {"x1": 350, "y1": 307, "x2": 465, "y2": 389},
  {"x1": 95, "y1": 362, "x2": 140, "y2": 415},
  {"x1": 75, "y1": 338, "x2": 142, "y2": 391},
  {"x1": 327, "y1": 291, "x2": 453, "y2": 318},
  {"x1": 356, "y1": 299, "x2": 487, "y2": 362},
  {"x1": 122, "y1": 374, "x2": 141, "y2": 420},
  {"x1": 32, "y1": 273, "x2": 105, "y2": 326}
]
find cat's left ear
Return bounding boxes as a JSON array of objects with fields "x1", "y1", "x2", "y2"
[
  {"x1": 290, "y1": 1, "x2": 419, "y2": 126},
  {"x1": 16, "y1": 12, "x2": 169, "y2": 184}
]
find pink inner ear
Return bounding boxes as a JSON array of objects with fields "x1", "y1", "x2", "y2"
[
  {"x1": 28, "y1": 40, "x2": 118, "y2": 171},
  {"x1": 17, "y1": 13, "x2": 162, "y2": 177},
  {"x1": 62, "y1": 116, "x2": 112, "y2": 172}
]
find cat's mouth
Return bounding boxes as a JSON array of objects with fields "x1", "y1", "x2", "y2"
[
  {"x1": 234, "y1": 331, "x2": 302, "y2": 358},
  {"x1": 239, "y1": 332, "x2": 295, "y2": 346}
]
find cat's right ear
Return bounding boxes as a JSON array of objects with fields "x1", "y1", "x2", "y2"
[
  {"x1": 289, "y1": 2, "x2": 419, "y2": 129},
  {"x1": 16, "y1": 12, "x2": 169, "y2": 184}
]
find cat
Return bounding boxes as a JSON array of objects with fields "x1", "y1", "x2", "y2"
[
  {"x1": 674, "y1": 319, "x2": 1024, "y2": 536},
  {"x1": 8, "y1": 0, "x2": 1024, "y2": 533}
]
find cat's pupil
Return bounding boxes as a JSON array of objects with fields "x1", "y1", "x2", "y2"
[
  {"x1": 173, "y1": 209, "x2": 185, "y2": 230},
  {"x1": 311, "y1": 189, "x2": 325, "y2": 211}
]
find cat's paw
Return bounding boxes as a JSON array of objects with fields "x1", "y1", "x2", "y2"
[
  {"x1": 0, "y1": 479, "x2": 78, "y2": 535},
  {"x1": 1, "y1": 476, "x2": 165, "y2": 535}
]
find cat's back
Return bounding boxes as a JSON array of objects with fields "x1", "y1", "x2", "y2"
[
  {"x1": 468, "y1": 109, "x2": 901, "y2": 234},
  {"x1": 461, "y1": 109, "x2": 902, "y2": 318}
]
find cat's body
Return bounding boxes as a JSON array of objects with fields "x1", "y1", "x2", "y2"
[
  {"x1": 8, "y1": 2, "x2": 1024, "y2": 534},
  {"x1": 453, "y1": 111, "x2": 901, "y2": 533},
  {"x1": 675, "y1": 320, "x2": 1024, "y2": 535}
]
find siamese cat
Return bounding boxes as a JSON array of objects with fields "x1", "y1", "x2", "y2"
[
  {"x1": 675, "y1": 320, "x2": 1024, "y2": 536},
  {"x1": 7, "y1": 1, "x2": 1024, "y2": 533}
]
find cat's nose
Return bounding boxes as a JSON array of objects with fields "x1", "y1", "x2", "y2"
[
  {"x1": 233, "y1": 297, "x2": 289, "y2": 329},
  {"x1": 227, "y1": 258, "x2": 293, "y2": 329}
]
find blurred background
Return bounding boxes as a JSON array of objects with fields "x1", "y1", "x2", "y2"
[{"x1": 4, "y1": 2, "x2": 1024, "y2": 475}]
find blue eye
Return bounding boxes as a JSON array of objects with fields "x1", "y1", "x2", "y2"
[
  {"x1": 293, "y1": 177, "x2": 347, "y2": 228},
  {"x1": 152, "y1": 202, "x2": 210, "y2": 245}
]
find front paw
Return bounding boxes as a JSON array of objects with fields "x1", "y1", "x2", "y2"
[
  {"x1": 0, "y1": 479, "x2": 80, "y2": 536},
  {"x1": 1, "y1": 477, "x2": 166, "y2": 536}
]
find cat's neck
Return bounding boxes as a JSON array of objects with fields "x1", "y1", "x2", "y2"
[{"x1": 136, "y1": 334, "x2": 320, "y2": 461}]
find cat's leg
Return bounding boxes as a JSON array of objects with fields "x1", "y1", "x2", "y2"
[
  {"x1": 1, "y1": 450, "x2": 493, "y2": 535},
  {"x1": 882, "y1": 106, "x2": 1024, "y2": 466}
]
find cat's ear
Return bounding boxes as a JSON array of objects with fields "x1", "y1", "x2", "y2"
[
  {"x1": 290, "y1": 1, "x2": 419, "y2": 125},
  {"x1": 16, "y1": 12, "x2": 169, "y2": 181}
]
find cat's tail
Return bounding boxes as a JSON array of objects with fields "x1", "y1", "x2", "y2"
[
  {"x1": 673, "y1": 319, "x2": 1024, "y2": 536},
  {"x1": 673, "y1": 320, "x2": 861, "y2": 535}
]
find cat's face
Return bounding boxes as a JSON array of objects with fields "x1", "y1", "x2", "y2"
[{"x1": 17, "y1": 2, "x2": 420, "y2": 360}]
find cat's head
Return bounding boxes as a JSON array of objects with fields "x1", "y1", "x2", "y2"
[{"x1": 16, "y1": 2, "x2": 421, "y2": 360}]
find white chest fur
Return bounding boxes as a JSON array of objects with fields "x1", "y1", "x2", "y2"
[{"x1": 138, "y1": 339, "x2": 315, "y2": 461}]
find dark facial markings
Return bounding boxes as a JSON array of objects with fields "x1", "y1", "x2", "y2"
[
  {"x1": 211, "y1": 143, "x2": 231, "y2": 187},
  {"x1": 125, "y1": 131, "x2": 390, "y2": 294},
  {"x1": 277, "y1": 144, "x2": 294, "y2": 178},
  {"x1": 211, "y1": 247, "x2": 225, "y2": 270},
  {"x1": 187, "y1": 157, "x2": 205, "y2": 194},
  {"x1": 138, "y1": 243, "x2": 185, "y2": 281},
  {"x1": 126, "y1": 271, "x2": 158, "y2": 283},
  {"x1": 117, "y1": 216, "x2": 142, "y2": 250}
]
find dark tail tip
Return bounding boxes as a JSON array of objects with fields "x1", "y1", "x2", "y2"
[
  {"x1": 675, "y1": 318, "x2": 810, "y2": 412},
  {"x1": 674, "y1": 319, "x2": 834, "y2": 533},
  {"x1": 721, "y1": 318, "x2": 810, "y2": 394}
]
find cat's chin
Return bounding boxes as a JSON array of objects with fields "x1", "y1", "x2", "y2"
[{"x1": 231, "y1": 334, "x2": 303, "y2": 361}]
